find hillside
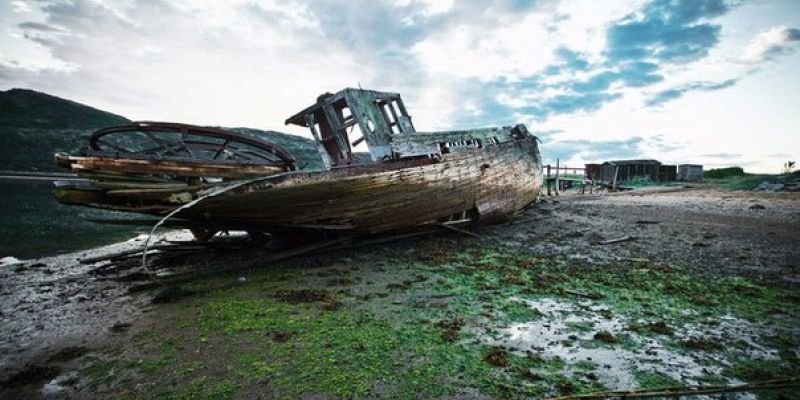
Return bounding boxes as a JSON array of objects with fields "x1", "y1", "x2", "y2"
[
  {"x1": 0, "y1": 88, "x2": 130, "y2": 171},
  {"x1": 0, "y1": 88, "x2": 323, "y2": 171},
  {"x1": 0, "y1": 88, "x2": 130, "y2": 130},
  {"x1": 229, "y1": 127, "x2": 325, "y2": 171}
]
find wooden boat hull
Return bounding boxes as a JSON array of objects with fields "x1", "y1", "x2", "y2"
[
  {"x1": 174, "y1": 134, "x2": 542, "y2": 234},
  {"x1": 52, "y1": 98, "x2": 544, "y2": 238}
]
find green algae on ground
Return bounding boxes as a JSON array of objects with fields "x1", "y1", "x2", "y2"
[{"x1": 77, "y1": 243, "x2": 800, "y2": 399}]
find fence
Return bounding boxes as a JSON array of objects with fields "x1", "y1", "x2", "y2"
[{"x1": 544, "y1": 159, "x2": 590, "y2": 196}]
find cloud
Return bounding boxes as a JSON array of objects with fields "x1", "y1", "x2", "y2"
[
  {"x1": 740, "y1": 26, "x2": 800, "y2": 64},
  {"x1": 645, "y1": 78, "x2": 737, "y2": 106},
  {"x1": 529, "y1": 129, "x2": 564, "y2": 142},
  {"x1": 540, "y1": 133, "x2": 685, "y2": 165},
  {"x1": 542, "y1": 136, "x2": 646, "y2": 164},
  {"x1": 10, "y1": 1, "x2": 33, "y2": 13},
  {"x1": 0, "y1": 0, "x2": 781, "y2": 175},
  {"x1": 532, "y1": 92, "x2": 625, "y2": 116},
  {"x1": 473, "y1": 1, "x2": 733, "y2": 123},
  {"x1": 699, "y1": 152, "x2": 742, "y2": 158},
  {"x1": 18, "y1": 22, "x2": 62, "y2": 32},
  {"x1": 606, "y1": 0, "x2": 729, "y2": 64},
  {"x1": 1, "y1": 0, "x2": 737, "y2": 129},
  {"x1": 551, "y1": 46, "x2": 591, "y2": 72}
]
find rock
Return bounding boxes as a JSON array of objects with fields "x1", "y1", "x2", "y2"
[
  {"x1": 749, "y1": 204, "x2": 765, "y2": 210},
  {"x1": 109, "y1": 322, "x2": 132, "y2": 333},
  {"x1": 753, "y1": 182, "x2": 784, "y2": 192},
  {"x1": 0, "y1": 256, "x2": 23, "y2": 267},
  {"x1": 593, "y1": 330, "x2": 617, "y2": 343}
]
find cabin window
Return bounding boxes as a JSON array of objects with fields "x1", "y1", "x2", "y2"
[
  {"x1": 341, "y1": 106, "x2": 354, "y2": 127},
  {"x1": 438, "y1": 139, "x2": 482, "y2": 154},
  {"x1": 377, "y1": 100, "x2": 402, "y2": 134}
]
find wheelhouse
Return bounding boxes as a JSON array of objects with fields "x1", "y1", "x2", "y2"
[{"x1": 285, "y1": 88, "x2": 415, "y2": 168}]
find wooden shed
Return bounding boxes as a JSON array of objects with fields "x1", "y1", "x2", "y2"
[
  {"x1": 678, "y1": 164, "x2": 703, "y2": 182},
  {"x1": 584, "y1": 163, "x2": 602, "y2": 180},
  {"x1": 600, "y1": 159, "x2": 677, "y2": 183}
]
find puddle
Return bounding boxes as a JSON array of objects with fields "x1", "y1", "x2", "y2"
[
  {"x1": 676, "y1": 315, "x2": 795, "y2": 362},
  {"x1": 475, "y1": 297, "x2": 781, "y2": 393}
]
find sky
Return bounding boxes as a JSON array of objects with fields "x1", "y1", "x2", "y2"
[{"x1": 1, "y1": 0, "x2": 798, "y2": 173}]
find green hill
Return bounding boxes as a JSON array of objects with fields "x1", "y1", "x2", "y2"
[
  {"x1": 229, "y1": 127, "x2": 325, "y2": 171},
  {"x1": 0, "y1": 88, "x2": 324, "y2": 171},
  {"x1": 0, "y1": 88, "x2": 130, "y2": 129},
  {"x1": 0, "y1": 88, "x2": 131, "y2": 171}
]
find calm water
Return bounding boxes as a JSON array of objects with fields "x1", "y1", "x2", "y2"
[{"x1": 0, "y1": 180, "x2": 144, "y2": 259}]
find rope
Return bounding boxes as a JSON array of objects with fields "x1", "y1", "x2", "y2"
[{"x1": 140, "y1": 179, "x2": 259, "y2": 283}]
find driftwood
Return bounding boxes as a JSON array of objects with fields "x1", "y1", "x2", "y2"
[
  {"x1": 79, "y1": 244, "x2": 182, "y2": 264},
  {"x1": 599, "y1": 236, "x2": 637, "y2": 245},
  {"x1": 561, "y1": 288, "x2": 603, "y2": 300},
  {"x1": 438, "y1": 222, "x2": 481, "y2": 238}
]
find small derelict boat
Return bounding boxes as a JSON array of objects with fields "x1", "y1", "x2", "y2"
[{"x1": 53, "y1": 88, "x2": 543, "y2": 239}]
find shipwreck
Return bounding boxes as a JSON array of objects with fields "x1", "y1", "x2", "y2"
[{"x1": 53, "y1": 88, "x2": 543, "y2": 241}]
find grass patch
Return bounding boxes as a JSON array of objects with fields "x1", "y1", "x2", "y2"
[
  {"x1": 706, "y1": 174, "x2": 781, "y2": 190},
  {"x1": 500, "y1": 300, "x2": 543, "y2": 322},
  {"x1": 634, "y1": 371, "x2": 682, "y2": 388},
  {"x1": 702, "y1": 166, "x2": 790, "y2": 191},
  {"x1": 704, "y1": 167, "x2": 745, "y2": 179},
  {"x1": 724, "y1": 359, "x2": 796, "y2": 382}
]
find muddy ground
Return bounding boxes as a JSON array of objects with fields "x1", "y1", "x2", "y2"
[{"x1": 1, "y1": 186, "x2": 798, "y2": 399}]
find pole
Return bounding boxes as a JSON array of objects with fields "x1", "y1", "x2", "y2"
[
  {"x1": 555, "y1": 159, "x2": 560, "y2": 196},
  {"x1": 546, "y1": 164, "x2": 551, "y2": 196}
]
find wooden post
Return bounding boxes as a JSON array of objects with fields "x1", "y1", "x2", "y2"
[
  {"x1": 612, "y1": 165, "x2": 619, "y2": 192},
  {"x1": 555, "y1": 158, "x2": 560, "y2": 196},
  {"x1": 546, "y1": 164, "x2": 551, "y2": 196}
]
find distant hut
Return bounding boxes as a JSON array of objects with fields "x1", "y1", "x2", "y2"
[
  {"x1": 678, "y1": 164, "x2": 703, "y2": 182},
  {"x1": 600, "y1": 159, "x2": 676, "y2": 183},
  {"x1": 584, "y1": 163, "x2": 602, "y2": 180}
]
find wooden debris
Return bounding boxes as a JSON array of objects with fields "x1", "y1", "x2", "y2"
[
  {"x1": 561, "y1": 288, "x2": 604, "y2": 300},
  {"x1": 599, "y1": 236, "x2": 637, "y2": 245},
  {"x1": 437, "y1": 222, "x2": 481, "y2": 238}
]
